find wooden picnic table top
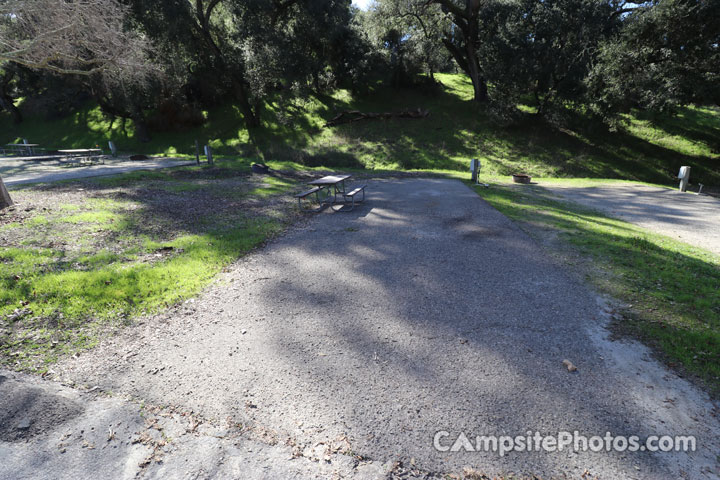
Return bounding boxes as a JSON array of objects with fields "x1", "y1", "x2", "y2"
[
  {"x1": 58, "y1": 149, "x2": 102, "y2": 154},
  {"x1": 307, "y1": 174, "x2": 351, "y2": 186}
]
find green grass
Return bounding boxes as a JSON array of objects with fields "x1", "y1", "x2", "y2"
[
  {"x1": 474, "y1": 183, "x2": 720, "y2": 394},
  {"x1": 248, "y1": 176, "x2": 297, "y2": 197},
  {"x1": 3, "y1": 73, "x2": 718, "y2": 187},
  {"x1": 59, "y1": 210, "x2": 116, "y2": 224},
  {"x1": 0, "y1": 216, "x2": 283, "y2": 371},
  {"x1": 1, "y1": 220, "x2": 279, "y2": 319},
  {"x1": 26, "y1": 215, "x2": 49, "y2": 226},
  {"x1": 90, "y1": 169, "x2": 171, "y2": 187}
]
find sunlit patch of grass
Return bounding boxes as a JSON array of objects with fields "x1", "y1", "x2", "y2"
[
  {"x1": 475, "y1": 183, "x2": 720, "y2": 395},
  {"x1": 60, "y1": 210, "x2": 116, "y2": 224},
  {"x1": 249, "y1": 176, "x2": 296, "y2": 197},
  {"x1": 0, "y1": 168, "x2": 296, "y2": 372},
  {"x1": 59, "y1": 203, "x2": 82, "y2": 211},
  {"x1": 0, "y1": 222, "x2": 21, "y2": 231},
  {"x1": 26, "y1": 215, "x2": 49, "y2": 226},
  {"x1": 94, "y1": 169, "x2": 169, "y2": 187},
  {"x1": 161, "y1": 181, "x2": 207, "y2": 193},
  {"x1": 624, "y1": 106, "x2": 720, "y2": 159},
  {"x1": 75, "y1": 250, "x2": 122, "y2": 267}
]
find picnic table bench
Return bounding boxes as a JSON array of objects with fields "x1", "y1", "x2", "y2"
[{"x1": 295, "y1": 174, "x2": 367, "y2": 212}]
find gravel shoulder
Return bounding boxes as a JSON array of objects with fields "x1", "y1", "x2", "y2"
[
  {"x1": 48, "y1": 178, "x2": 720, "y2": 479},
  {"x1": 544, "y1": 183, "x2": 720, "y2": 256}
]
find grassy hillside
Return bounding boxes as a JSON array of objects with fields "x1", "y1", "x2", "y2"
[{"x1": 2, "y1": 74, "x2": 718, "y2": 186}]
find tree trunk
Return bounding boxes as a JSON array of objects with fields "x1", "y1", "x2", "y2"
[
  {"x1": 0, "y1": 85, "x2": 22, "y2": 124},
  {"x1": 193, "y1": 4, "x2": 260, "y2": 130},
  {"x1": 312, "y1": 71, "x2": 321, "y2": 92},
  {"x1": 0, "y1": 175, "x2": 13, "y2": 210},
  {"x1": 464, "y1": 7, "x2": 487, "y2": 102},
  {"x1": 435, "y1": 0, "x2": 487, "y2": 102},
  {"x1": 132, "y1": 112, "x2": 151, "y2": 143},
  {"x1": 231, "y1": 77, "x2": 259, "y2": 129},
  {"x1": 465, "y1": 49, "x2": 487, "y2": 102}
]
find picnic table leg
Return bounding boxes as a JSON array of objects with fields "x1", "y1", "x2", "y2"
[
  {"x1": 321, "y1": 186, "x2": 333, "y2": 204},
  {"x1": 334, "y1": 180, "x2": 346, "y2": 203}
]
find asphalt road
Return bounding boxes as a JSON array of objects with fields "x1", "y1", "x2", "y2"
[
  {"x1": 1, "y1": 156, "x2": 193, "y2": 186},
  {"x1": 35, "y1": 179, "x2": 720, "y2": 478},
  {"x1": 547, "y1": 183, "x2": 720, "y2": 256}
]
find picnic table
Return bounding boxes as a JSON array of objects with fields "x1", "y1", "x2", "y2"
[
  {"x1": 5, "y1": 143, "x2": 39, "y2": 155},
  {"x1": 58, "y1": 149, "x2": 104, "y2": 167},
  {"x1": 296, "y1": 174, "x2": 366, "y2": 212},
  {"x1": 308, "y1": 174, "x2": 351, "y2": 202}
]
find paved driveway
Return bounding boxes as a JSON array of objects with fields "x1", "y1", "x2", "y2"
[
  {"x1": 53, "y1": 179, "x2": 719, "y2": 479},
  {"x1": 547, "y1": 184, "x2": 720, "y2": 256},
  {"x1": 1, "y1": 156, "x2": 193, "y2": 186}
]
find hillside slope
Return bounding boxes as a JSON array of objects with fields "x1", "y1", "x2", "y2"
[{"x1": 2, "y1": 74, "x2": 718, "y2": 186}]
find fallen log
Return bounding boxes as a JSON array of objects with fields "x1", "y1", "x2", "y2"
[{"x1": 324, "y1": 108, "x2": 429, "y2": 127}]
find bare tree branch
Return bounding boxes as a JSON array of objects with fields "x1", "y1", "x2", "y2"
[{"x1": 0, "y1": 0, "x2": 155, "y2": 79}]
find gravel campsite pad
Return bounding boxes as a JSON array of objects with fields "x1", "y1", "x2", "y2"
[{"x1": 50, "y1": 178, "x2": 720, "y2": 479}]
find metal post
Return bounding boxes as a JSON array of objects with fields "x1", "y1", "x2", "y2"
[
  {"x1": 471, "y1": 158, "x2": 489, "y2": 187},
  {"x1": 678, "y1": 166, "x2": 690, "y2": 192},
  {"x1": 195, "y1": 140, "x2": 200, "y2": 165},
  {"x1": 205, "y1": 145, "x2": 213, "y2": 165}
]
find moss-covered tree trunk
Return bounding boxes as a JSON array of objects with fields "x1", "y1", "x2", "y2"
[{"x1": 0, "y1": 175, "x2": 13, "y2": 209}]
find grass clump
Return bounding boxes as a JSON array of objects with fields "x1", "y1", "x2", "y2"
[{"x1": 249, "y1": 176, "x2": 297, "y2": 197}]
